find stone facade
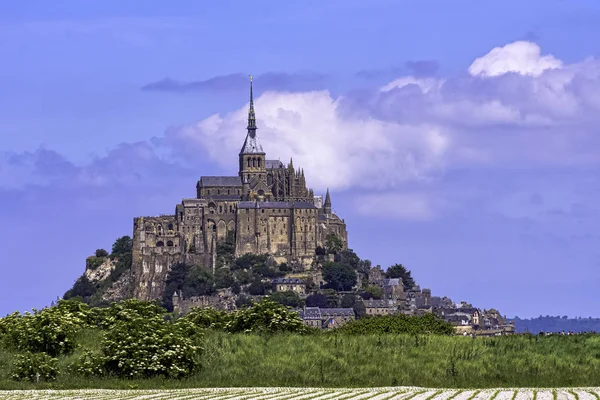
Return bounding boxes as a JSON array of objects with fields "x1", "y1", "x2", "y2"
[{"x1": 131, "y1": 78, "x2": 348, "y2": 301}]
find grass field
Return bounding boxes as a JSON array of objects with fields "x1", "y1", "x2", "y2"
[
  {"x1": 3, "y1": 330, "x2": 600, "y2": 389},
  {"x1": 0, "y1": 387, "x2": 599, "y2": 400}
]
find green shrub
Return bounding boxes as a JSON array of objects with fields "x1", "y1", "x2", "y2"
[
  {"x1": 226, "y1": 299, "x2": 312, "y2": 334},
  {"x1": 101, "y1": 312, "x2": 200, "y2": 378},
  {"x1": 0, "y1": 303, "x2": 86, "y2": 356},
  {"x1": 95, "y1": 249, "x2": 109, "y2": 257},
  {"x1": 85, "y1": 256, "x2": 105, "y2": 270},
  {"x1": 182, "y1": 307, "x2": 232, "y2": 330},
  {"x1": 335, "y1": 313, "x2": 454, "y2": 335},
  {"x1": 68, "y1": 349, "x2": 105, "y2": 377},
  {"x1": 11, "y1": 352, "x2": 59, "y2": 382}
]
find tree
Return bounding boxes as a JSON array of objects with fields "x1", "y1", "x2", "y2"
[
  {"x1": 161, "y1": 262, "x2": 190, "y2": 311},
  {"x1": 361, "y1": 285, "x2": 383, "y2": 300},
  {"x1": 111, "y1": 236, "x2": 132, "y2": 256},
  {"x1": 248, "y1": 279, "x2": 267, "y2": 295},
  {"x1": 322, "y1": 262, "x2": 357, "y2": 291},
  {"x1": 325, "y1": 234, "x2": 343, "y2": 254},
  {"x1": 385, "y1": 263, "x2": 415, "y2": 289},
  {"x1": 95, "y1": 249, "x2": 109, "y2": 257},
  {"x1": 182, "y1": 267, "x2": 215, "y2": 298},
  {"x1": 306, "y1": 293, "x2": 328, "y2": 308},
  {"x1": 270, "y1": 291, "x2": 302, "y2": 308},
  {"x1": 214, "y1": 268, "x2": 234, "y2": 289},
  {"x1": 64, "y1": 276, "x2": 96, "y2": 301},
  {"x1": 341, "y1": 293, "x2": 357, "y2": 308},
  {"x1": 323, "y1": 289, "x2": 340, "y2": 307}
]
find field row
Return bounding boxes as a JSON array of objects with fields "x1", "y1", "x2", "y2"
[{"x1": 0, "y1": 388, "x2": 599, "y2": 400}]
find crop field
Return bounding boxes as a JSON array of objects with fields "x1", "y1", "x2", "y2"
[{"x1": 0, "y1": 387, "x2": 599, "y2": 400}]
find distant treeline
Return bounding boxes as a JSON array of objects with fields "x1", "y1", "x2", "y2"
[{"x1": 513, "y1": 316, "x2": 600, "y2": 333}]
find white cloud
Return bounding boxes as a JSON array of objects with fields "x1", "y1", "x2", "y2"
[
  {"x1": 468, "y1": 41, "x2": 563, "y2": 77},
  {"x1": 169, "y1": 90, "x2": 451, "y2": 191},
  {"x1": 380, "y1": 76, "x2": 443, "y2": 93}
]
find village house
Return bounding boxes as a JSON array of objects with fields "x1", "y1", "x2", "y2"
[
  {"x1": 363, "y1": 299, "x2": 399, "y2": 316},
  {"x1": 272, "y1": 277, "x2": 307, "y2": 295},
  {"x1": 298, "y1": 307, "x2": 355, "y2": 329}
]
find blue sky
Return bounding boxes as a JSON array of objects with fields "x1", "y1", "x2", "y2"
[{"x1": 2, "y1": 0, "x2": 600, "y2": 318}]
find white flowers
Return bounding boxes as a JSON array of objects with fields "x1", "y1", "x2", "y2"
[{"x1": 0, "y1": 388, "x2": 597, "y2": 400}]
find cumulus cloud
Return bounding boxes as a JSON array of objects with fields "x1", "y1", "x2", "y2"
[
  {"x1": 168, "y1": 90, "x2": 450, "y2": 191},
  {"x1": 468, "y1": 41, "x2": 563, "y2": 77},
  {"x1": 159, "y1": 40, "x2": 600, "y2": 221}
]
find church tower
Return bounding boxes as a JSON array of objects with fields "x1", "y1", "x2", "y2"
[{"x1": 239, "y1": 75, "x2": 266, "y2": 192}]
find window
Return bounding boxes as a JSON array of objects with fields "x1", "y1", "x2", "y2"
[
  {"x1": 167, "y1": 240, "x2": 174, "y2": 247},
  {"x1": 168, "y1": 223, "x2": 174, "y2": 231},
  {"x1": 156, "y1": 241, "x2": 164, "y2": 247}
]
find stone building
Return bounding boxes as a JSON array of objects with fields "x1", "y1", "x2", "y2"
[
  {"x1": 272, "y1": 277, "x2": 306, "y2": 294},
  {"x1": 131, "y1": 77, "x2": 348, "y2": 301},
  {"x1": 298, "y1": 307, "x2": 355, "y2": 329}
]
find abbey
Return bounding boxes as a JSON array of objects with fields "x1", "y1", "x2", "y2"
[{"x1": 132, "y1": 78, "x2": 348, "y2": 301}]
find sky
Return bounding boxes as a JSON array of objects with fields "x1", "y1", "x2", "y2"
[{"x1": 1, "y1": 0, "x2": 600, "y2": 318}]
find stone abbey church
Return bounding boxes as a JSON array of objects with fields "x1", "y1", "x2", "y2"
[{"x1": 132, "y1": 78, "x2": 348, "y2": 300}]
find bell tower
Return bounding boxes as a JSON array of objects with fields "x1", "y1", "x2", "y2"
[{"x1": 239, "y1": 75, "x2": 266, "y2": 190}]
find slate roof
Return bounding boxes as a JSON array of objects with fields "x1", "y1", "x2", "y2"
[
  {"x1": 198, "y1": 176, "x2": 242, "y2": 187},
  {"x1": 382, "y1": 278, "x2": 401, "y2": 287},
  {"x1": 265, "y1": 159, "x2": 284, "y2": 169},
  {"x1": 299, "y1": 307, "x2": 322, "y2": 320},
  {"x1": 320, "y1": 308, "x2": 355, "y2": 317},
  {"x1": 272, "y1": 278, "x2": 306, "y2": 285},
  {"x1": 206, "y1": 195, "x2": 242, "y2": 201},
  {"x1": 240, "y1": 132, "x2": 264, "y2": 154},
  {"x1": 237, "y1": 201, "x2": 317, "y2": 209}
]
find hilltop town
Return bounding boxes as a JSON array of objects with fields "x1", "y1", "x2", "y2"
[{"x1": 65, "y1": 78, "x2": 513, "y2": 336}]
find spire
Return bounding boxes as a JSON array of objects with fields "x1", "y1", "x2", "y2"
[
  {"x1": 240, "y1": 75, "x2": 264, "y2": 154},
  {"x1": 289, "y1": 158, "x2": 294, "y2": 170},
  {"x1": 247, "y1": 75, "x2": 256, "y2": 134},
  {"x1": 324, "y1": 188, "x2": 332, "y2": 214}
]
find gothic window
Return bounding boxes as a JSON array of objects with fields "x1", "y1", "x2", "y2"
[
  {"x1": 156, "y1": 241, "x2": 164, "y2": 247},
  {"x1": 258, "y1": 158, "x2": 261, "y2": 168},
  {"x1": 247, "y1": 159, "x2": 251, "y2": 167},
  {"x1": 168, "y1": 223, "x2": 173, "y2": 231},
  {"x1": 219, "y1": 205, "x2": 223, "y2": 213},
  {"x1": 218, "y1": 189, "x2": 221, "y2": 195},
  {"x1": 166, "y1": 240, "x2": 174, "y2": 247}
]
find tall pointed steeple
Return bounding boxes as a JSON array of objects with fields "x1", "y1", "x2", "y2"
[
  {"x1": 247, "y1": 74, "x2": 256, "y2": 134},
  {"x1": 240, "y1": 75, "x2": 263, "y2": 154},
  {"x1": 324, "y1": 188, "x2": 332, "y2": 214}
]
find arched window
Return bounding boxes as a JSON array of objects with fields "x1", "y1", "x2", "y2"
[
  {"x1": 166, "y1": 240, "x2": 174, "y2": 247},
  {"x1": 252, "y1": 158, "x2": 257, "y2": 167},
  {"x1": 219, "y1": 205, "x2": 223, "y2": 213},
  {"x1": 168, "y1": 223, "x2": 173, "y2": 231},
  {"x1": 247, "y1": 158, "x2": 251, "y2": 167},
  {"x1": 156, "y1": 241, "x2": 164, "y2": 247},
  {"x1": 257, "y1": 158, "x2": 261, "y2": 168}
]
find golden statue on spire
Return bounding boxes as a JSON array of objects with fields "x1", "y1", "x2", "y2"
[{"x1": 249, "y1": 74, "x2": 253, "y2": 82}]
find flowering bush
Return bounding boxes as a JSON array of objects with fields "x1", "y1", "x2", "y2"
[
  {"x1": 225, "y1": 299, "x2": 312, "y2": 334},
  {"x1": 0, "y1": 303, "x2": 87, "y2": 356},
  {"x1": 11, "y1": 352, "x2": 59, "y2": 382},
  {"x1": 100, "y1": 313, "x2": 201, "y2": 378},
  {"x1": 182, "y1": 307, "x2": 232, "y2": 330},
  {"x1": 67, "y1": 349, "x2": 105, "y2": 377}
]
